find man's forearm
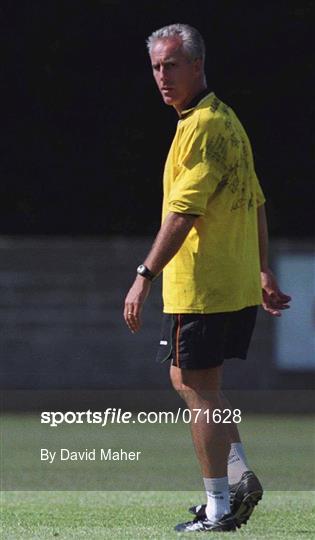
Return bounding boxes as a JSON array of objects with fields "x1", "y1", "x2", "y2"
[
  {"x1": 257, "y1": 204, "x2": 269, "y2": 271},
  {"x1": 143, "y1": 211, "x2": 197, "y2": 276}
]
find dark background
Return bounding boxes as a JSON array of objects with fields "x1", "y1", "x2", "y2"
[{"x1": 2, "y1": 0, "x2": 313, "y2": 237}]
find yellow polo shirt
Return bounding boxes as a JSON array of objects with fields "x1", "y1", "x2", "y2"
[{"x1": 162, "y1": 91, "x2": 265, "y2": 313}]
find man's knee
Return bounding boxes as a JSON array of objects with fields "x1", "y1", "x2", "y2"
[
  {"x1": 170, "y1": 365, "x2": 187, "y2": 399},
  {"x1": 170, "y1": 364, "x2": 223, "y2": 389},
  {"x1": 169, "y1": 364, "x2": 223, "y2": 405}
]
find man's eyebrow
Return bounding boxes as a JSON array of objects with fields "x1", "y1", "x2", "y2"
[
  {"x1": 152, "y1": 57, "x2": 177, "y2": 66},
  {"x1": 162, "y1": 57, "x2": 177, "y2": 63}
]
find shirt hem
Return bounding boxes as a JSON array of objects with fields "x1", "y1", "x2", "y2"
[{"x1": 163, "y1": 301, "x2": 261, "y2": 314}]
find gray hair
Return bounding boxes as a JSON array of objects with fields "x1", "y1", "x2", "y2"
[{"x1": 146, "y1": 23, "x2": 206, "y2": 65}]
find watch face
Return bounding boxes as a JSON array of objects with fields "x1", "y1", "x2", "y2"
[{"x1": 137, "y1": 264, "x2": 145, "y2": 274}]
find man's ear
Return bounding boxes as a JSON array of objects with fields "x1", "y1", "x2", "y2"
[{"x1": 193, "y1": 57, "x2": 203, "y2": 77}]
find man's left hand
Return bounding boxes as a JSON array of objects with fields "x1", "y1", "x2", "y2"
[
  {"x1": 261, "y1": 268, "x2": 291, "y2": 317},
  {"x1": 124, "y1": 276, "x2": 151, "y2": 332}
]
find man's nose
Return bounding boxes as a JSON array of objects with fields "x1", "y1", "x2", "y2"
[
  {"x1": 159, "y1": 65, "x2": 167, "y2": 81},
  {"x1": 160, "y1": 70, "x2": 169, "y2": 86}
]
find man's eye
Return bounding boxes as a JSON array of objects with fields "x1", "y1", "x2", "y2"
[{"x1": 152, "y1": 62, "x2": 175, "y2": 71}]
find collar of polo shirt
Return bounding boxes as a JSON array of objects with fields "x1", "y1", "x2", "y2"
[{"x1": 180, "y1": 87, "x2": 212, "y2": 119}]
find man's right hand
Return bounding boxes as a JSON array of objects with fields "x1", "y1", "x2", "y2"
[{"x1": 260, "y1": 268, "x2": 292, "y2": 317}]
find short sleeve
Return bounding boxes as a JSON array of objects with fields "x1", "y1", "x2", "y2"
[
  {"x1": 168, "y1": 124, "x2": 221, "y2": 216},
  {"x1": 253, "y1": 171, "x2": 266, "y2": 207}
]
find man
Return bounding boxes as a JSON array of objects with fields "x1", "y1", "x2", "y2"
[{"x1": 124, "y1": 23, "x2": 291, "y2": 533}]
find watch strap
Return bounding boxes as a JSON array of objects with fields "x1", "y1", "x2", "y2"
[{"x1": 137, "y1": 264, "x2": 156, "y2": 281}]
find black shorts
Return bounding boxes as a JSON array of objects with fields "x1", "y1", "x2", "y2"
[{"x1": 156, "y1": 306, "x2": 258, "y2": 370}]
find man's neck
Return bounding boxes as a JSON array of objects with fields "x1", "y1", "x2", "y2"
[{"x1": 174, "y1": 84, "x2": 208, "y2": 116}]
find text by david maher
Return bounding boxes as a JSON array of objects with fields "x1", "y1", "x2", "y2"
[{"x1": 41, "y1": 448, "x2": 142, "y2": 463}]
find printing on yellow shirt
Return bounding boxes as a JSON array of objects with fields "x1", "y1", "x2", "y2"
[{"x1": 162, "y1": 92, "x2": 265, "y2": 313}]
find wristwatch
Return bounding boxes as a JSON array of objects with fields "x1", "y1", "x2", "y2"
[{"x1": 137, "y1": 264, "x2": 156, "y2": 281}]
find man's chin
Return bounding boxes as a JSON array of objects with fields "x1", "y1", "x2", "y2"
[{"x1": 162, "y1": 95, "x2": 176, "y2": 106}]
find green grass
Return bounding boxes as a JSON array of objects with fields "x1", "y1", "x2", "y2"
[
  {"x1": 1, "y1": 414, "x2": 314, "y2": 490},
  {"x1": 1, "y1": 490, "x2": 314, "y2": 539},
  {"x1": 1, "y1": 414, "x2": 314, "y2": 538}
]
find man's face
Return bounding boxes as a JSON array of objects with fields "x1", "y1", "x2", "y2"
[{"x1": 150, "y1": 37, "x2": 202, "y2": 110}]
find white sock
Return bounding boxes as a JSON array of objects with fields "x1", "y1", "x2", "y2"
[
  {"x1": 228, "y1": 442, "x2": 250, "y2": 485},
  {"x1": 203, "y1": 476, "x2": 230, "y2": 521}
]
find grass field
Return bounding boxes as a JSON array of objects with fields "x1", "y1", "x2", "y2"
[
  {"x1": 1, "y1": 490, "x2": 314, "y2": 539},
  {"x1": 1, "y1": 414, "x2": 314, "y2": 538}
]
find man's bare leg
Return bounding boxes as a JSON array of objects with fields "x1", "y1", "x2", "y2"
[
  {"x1": 220, "y1": 392, "x2": 251, "y2": 484},
  {"x1": 220, "y1": 392, "x2": 241, "y2": 443},
  {"x1": 184, "y1": 384, "x2": 263, "y2": 528},
  {"x1": 170, "y1": 364, "x2": 229, "y2": 476},
  {"x1": 170, "y1": 364, "x2": 231, "y2": 520}
]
